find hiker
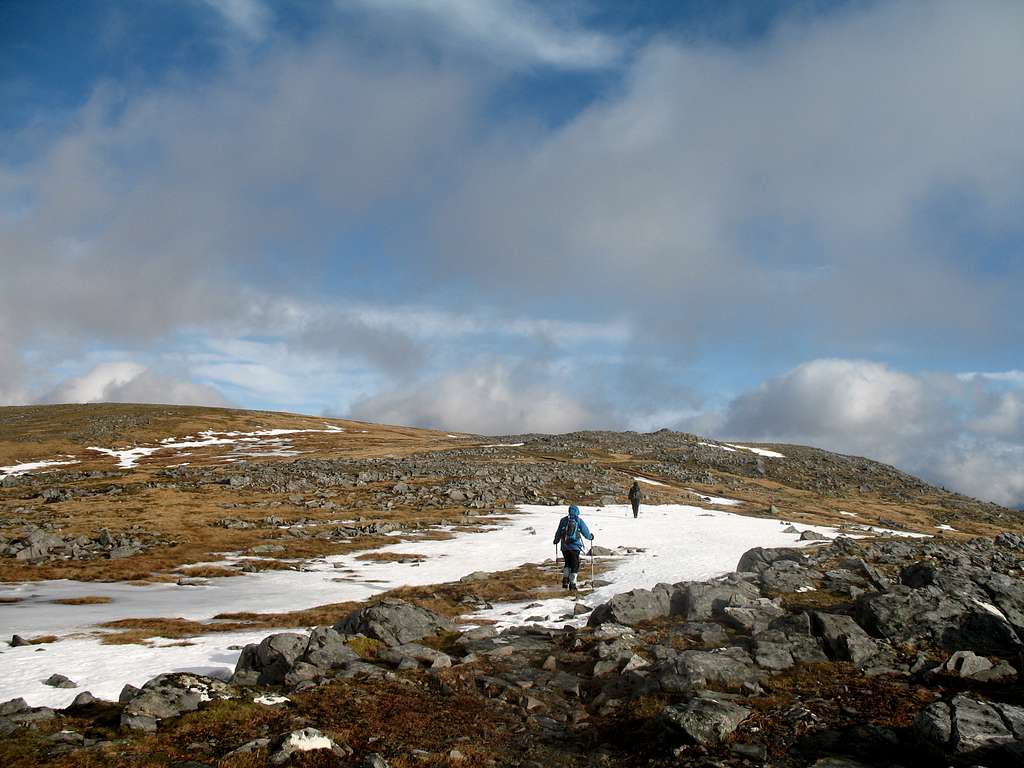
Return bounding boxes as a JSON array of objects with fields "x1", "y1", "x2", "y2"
[
  {"x1": 629, "y1": 480, "x2": 643, "y2": 518},
  {"x1": 553, "y1": 504, "x2": 594, "y2": 591}
]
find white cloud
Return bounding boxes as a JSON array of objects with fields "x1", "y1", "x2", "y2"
[
  {"x1": 699, "y1": 358, "x2": 1024, "y2": 507},
  {"x1": 0, "y1": 38, "x2": 476, "y2": 347},
  {"x1": 349, "y1": 361, "x2": 603, "y2": 434},
  {"x1": 958, "y1": 370, "x2": 1024, "y2": 384},
  {"x1": 436, "y1": 0, "x2": 1024, "y2": 343},
  {"x1": 40, "y1": 362, "x2": 230, "y2": 407},
  {"x1": 198, "y1": 0, "x2": 271, "y2": 40},
  {"x1": 349, "y1": 0, "x2": 622, "y2": 69}
]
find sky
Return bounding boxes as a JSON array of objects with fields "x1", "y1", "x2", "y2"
[{"x1": 1, "y1": 0, "x2": 1022, "y2": 507}]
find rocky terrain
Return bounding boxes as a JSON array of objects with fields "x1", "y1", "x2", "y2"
[
  {"x1": 1, "y1": 405, "x2": 1016, "y2": 584},
  {"x1": 3, "y1": 532, "x2": 1024, "y2": 767},
  {"x1": 3, "y1": 404, "x2": 1024, "y2": 767}
]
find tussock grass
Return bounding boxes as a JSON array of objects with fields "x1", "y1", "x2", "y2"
[
  {"x1": 354, "y1": 551, "x2": 427, "y2": 562},
  {"x1": 176, "y1": 565, "x2": 240, "y2": 578},
  {"x1": 49, "y1": 595, "x2": 113, "y2": 605}
]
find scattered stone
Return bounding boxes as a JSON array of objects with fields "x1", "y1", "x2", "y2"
[
  {"x1": 659, "y1": 696, "x2": 751, "y2": 745},
  {"x1": 67, "y1": 691, "x2": 97, "y2": 708},
  {"x1": 800, "y1": 530, "x2": 829, "y2": 541},
  {"x1": 43, "y1": 674, "x2": 77, "y2": 689},
  {"x1": 269, "y1": 728, "x2": 348, "y2": 765},
  {"x1": 940, "y1": 650, "x2": 992, "y2": 678},
  {"x1": 811, "y1": 612, "x2": 880, "y2": 665}
]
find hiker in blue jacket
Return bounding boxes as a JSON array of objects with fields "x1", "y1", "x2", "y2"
[{"x1": 553, "y1": 505, "x2": 594, "y2": 591}]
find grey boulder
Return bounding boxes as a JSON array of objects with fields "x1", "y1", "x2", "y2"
[
  {"x1": 232, "y1": 632, "x2": 308, "y2": 686},
  {"x1": 856, "y1": 585, "x2": 1023, "y2": 657},
  {"x1": 660, "y1": 696, "x2": 751, "y2": 745},
  {"x1": 588, "y1": 587, "x2": 673, "y2": 627},
  {"x1": 121, "y1": 673, "x2": 235, "y2": 732},
  {"x1": 334, "y1": 599, "x2": 453, "y2": 647},
  {"x1": 915, "y1": 694, "x2": 1024, "y2": 759},
  {"x1": 811, "y1": 612, "x2": 880, "y2": 665}
]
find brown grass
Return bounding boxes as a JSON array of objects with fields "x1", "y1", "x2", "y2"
[
  {"x1": 49, "y1": 595, "x2": 113, "y2": 605},
  {"x1": 354, "y1": 551, "x2": 427, "y2": 562},
  {"x1": 177, "y1": 565, "x2": 241, "y2": 578}
]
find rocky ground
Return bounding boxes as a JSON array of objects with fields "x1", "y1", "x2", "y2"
[
  {"x1": 2, "y1": 406, "x2": 1016, "y2": 585},
  {"x1": 3, "y1": 532, "x2": 1024, "y2": 767},
  {"x1": 3, "y1": 404, "x2": 1024, "y2": 766}
]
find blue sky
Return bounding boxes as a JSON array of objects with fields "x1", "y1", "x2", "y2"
[{"x1": 1, "y1": 0, "x2": 1022, "y2": 506}]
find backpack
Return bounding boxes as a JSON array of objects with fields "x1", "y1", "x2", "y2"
[{"x1": 561, "y1": 516, "x2": 579, "y2": 547}]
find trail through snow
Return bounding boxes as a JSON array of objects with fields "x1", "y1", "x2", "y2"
[{"x1": 0, "y1": 503, "x2": 841, "y2": 707}]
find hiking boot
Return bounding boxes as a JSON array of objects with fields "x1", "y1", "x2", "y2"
[{"x1": 561, "y1": 578, "x2": 568, "y2": 589}]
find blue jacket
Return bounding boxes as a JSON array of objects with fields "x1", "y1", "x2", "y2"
[{"x1": 553, "y1": 505, "x2": 593, "y2": 552}]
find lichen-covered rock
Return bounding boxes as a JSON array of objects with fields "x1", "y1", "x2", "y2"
[
  {"x1": 657, "y1": 647, "x2": 761, "y2": 692},
  {"x1": 681, "y1": 577, "x2": 760, "y2": 621},
  {"x1": 736, "y1": 547, "x2": 805, "y2": 574},
  {"x1": 811, "y1": 612, "x2": 880, "y2": 665},
  {"x1": 587, "y1": 587, "x2": 673, "y2": 627},
  {"x1": 659, "y1": 695, "x2": 751, "y2": 745},
  {"x1": 301, "y1": 626, "x2": 359, "y2": 670},
  {"x1": 334, "y1": 599, "x2": 453, "y2": 647},
  {"x1": 120, "y1": 673, "x2": 234, "y2": 732},
  {"x1": 915, "y1": 694, "x2": 1024, "y2": 760},
  {"x1": 232, "y1": 632, "x2": 308, "y2": 686},
  {"x1": 856, "y1": 585, "x2": 1023, "y2": 657}
]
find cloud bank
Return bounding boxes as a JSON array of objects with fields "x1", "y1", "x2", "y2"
[
  {"x1": 40, "y1": 362, "x2": 230, "y2": 407},
  {"x1": 698, "y1": 359, "x2": 1024, "y2": 508}
]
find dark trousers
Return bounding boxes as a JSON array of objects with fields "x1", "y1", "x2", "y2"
[
  {"x1": 561, "y1": 548, "x2": 581, "y2": 573},
  {"x1": 631, "y1": 499, "x2": 640, "y2": 517}
]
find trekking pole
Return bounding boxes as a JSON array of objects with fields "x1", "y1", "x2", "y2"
[{"x1": 590, "y1": 548, "x2": 595, "y2": 589}]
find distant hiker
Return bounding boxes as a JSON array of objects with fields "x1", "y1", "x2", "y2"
[
  {"x1": 629, "y1": 480, "x2": 643, "y2": 518},
  {"x1": 553, "y1": 505, "x2": 594, "y2": 591}
]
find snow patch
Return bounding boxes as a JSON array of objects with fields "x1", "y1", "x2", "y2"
[
  {"x1": 0, "y1": 459, "x2": 80, "y2": 476},
  {"x1": 87, "y1": 426, "x2": 346, "y2": 469},
  {"x1": 725, "y1": 444, "x2": 786, "y2": 458},
  {"x1": 687, "y1": 489, "x2": 742, "y2": 506},
  {"x1": 280, "y1": 729, "x2": 334, "y2": 754},
  {"x1": 480, "y1": 443, "x2": 525, "y2": 448},
  {"x1": 972, "y1": 598, "x2": 1007, "y2": 619},
  {"x1": 698, "y1": 442, "x2": 736, "y2": 452},
  {"x1": 855, "y1": 525, "x2": 931, "y2": 539},
  {"x1": 936, "y1": 524, "x2": 956, "y2": 531},
  {"x1": 633, "y1": 476, "x2": 667, "y2": 487},
  {"x1": 254, "y1": 694, "x2": 290, "y2": 705}
]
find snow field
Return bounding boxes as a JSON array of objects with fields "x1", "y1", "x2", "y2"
[{"x1": 1, "y1": 503, "x2": 842, "y2": 707}]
